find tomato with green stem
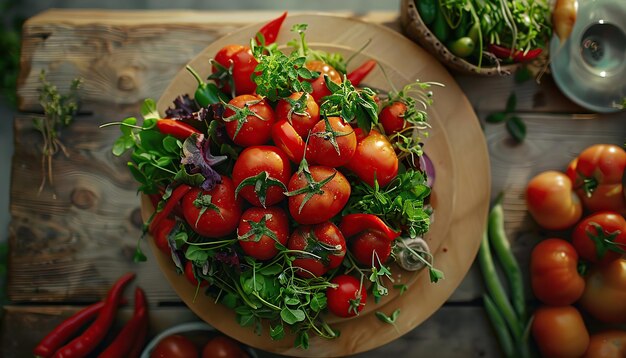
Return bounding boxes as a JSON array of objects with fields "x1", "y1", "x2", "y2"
[
  {"x1": 181, "y1": 176, "x2": 242, "y2": 238},
  {"x1": 566, "y1": 144, "x2": 626, "y2": 215},
  {"x1": 326, "y1": 275, "x2": 367, "y2": 318},
  {"x1": 531, "y1": 305, "x2": 589, "y2": 358},
  {"x1": 343, "y1": 128, "x2": 398, "y2": 188},
  {"x1": 572, "y1": 211, "x2": 626, "y2": 264},
  {"x1": 232, "y1": 145, "x2": 291, "y2": 207},
  {"x1": 223, "y1": 94, "x2": 275, "y2": 147},
  {"x1": 237, "y1": 206, "x2": 289, "y2": 261},
  {"x1": 530, "y1": 238, "x2": 585, "y2": 305},
  {"x1": 349, "y1": 230, "x2": 393, "y2": 268},
  {"x1": 274, "y1": 92, "x2": 319, "y2": 138},
  {"x1": 305, "y1": 60, "x2": 342, "y2": 104},
  {"x1": 579, "y1": 258, "x2": 626, "y2": 324},
  {"x1": 211, "y1": 44, "x2": 258, "y2": 97},
  {"x1": 287, "y1": 221, "x2": 346, "y2": 278},
  {"x1": 307, "y1": 116, "x2": 356, "y2": 167},
  {"x1": 525, "y1": 170, "x2": 582, "y2": 230},
  {"x1": 379, "y1": 101, "x2": 409, "y2": 135},
  {"x1": 286, "y1": 165, "x2": 351, "y2": 225}
]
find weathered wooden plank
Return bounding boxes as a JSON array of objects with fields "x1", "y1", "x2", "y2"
[
  {"x1": 0, "y1": 304, "x2": 501, "y2": 358},
  {"x1": 17, "y1": 10, "x2": 399, "y2": 113}
]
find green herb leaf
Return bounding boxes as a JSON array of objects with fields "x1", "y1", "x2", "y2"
[
  {"x1": 506, "y1": 116, "x2": 526, "y2": 143},
  {"x1": 486, "y1": 112, "x2": 507, "y2": 123},
  {"x1": 505, "y1": 93, "x2": 517, "y2": 114},
  {"x1": 295, "y1": 331, "x2": 309, "y2": 349},
  {"x1": 376, "y1": 309, "x2": 400, "y2": 325},
  {"x1": 270, "y1": 324, "x2": 285, "y2": 341},
  {"x1": 310, "y1": 292, "x2": 327, "y2": 312},
  {"x1": 141, "y1": 98, "x2": 160, "y2": 120},
  {"x1": 281, "y1": 307, "x2": 306, "y2": 325}
]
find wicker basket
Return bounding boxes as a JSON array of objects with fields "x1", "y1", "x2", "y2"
[{"x1": 399, "y1": 0, "x2": 521, "y2": 76}]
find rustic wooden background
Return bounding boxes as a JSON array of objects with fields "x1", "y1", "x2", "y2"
[{"x1": 2, "y1": 9, "x2": 625, "y2": 358}]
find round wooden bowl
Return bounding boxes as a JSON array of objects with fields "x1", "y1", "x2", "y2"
[
  {"x1": 145, "y1": 13, "x2": 491, "y2": 357},
  {"x1": 399, "y1": 0, "x2": 520, "y2": 76}
]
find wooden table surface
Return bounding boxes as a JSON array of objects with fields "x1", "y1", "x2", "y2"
[{"x1": 3, "y1": 9, "x2": 625, "y2": 358}]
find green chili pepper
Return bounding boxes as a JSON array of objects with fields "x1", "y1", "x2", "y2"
[
  {"x1": 416, "y1": 0, "x2": 437, "y2": 26},
  {"x1": 186, "y1": 65, "x2": 228, "y2": 108},
  {"x1": 432, "y1": 8, "x2": 450, "y2": 43}
]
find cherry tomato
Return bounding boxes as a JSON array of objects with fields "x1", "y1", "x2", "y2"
[
  {"x1": 525, "y1": 170, "x2": 583, "y2": 230},
  {"x1": 212, "y1": 44, "x2": 258, "y2": 96},
  {"x1": 237, "y1": 206, "x2": 289, "y2": 260},
  {"x1": 326, "y1": 275, "x2": 367, "y2": 318},
  {"x1": 566, "y1": 144, "x2": 626, "y2": 215},
  {"x1": 344, "y1": 129, "x2": 398, "y2": 188},
  {"x1": 530, "y1": 238, "x2": 585, "y2": 305},
  {"x1": 531, "y1": 305, "x2": 589, "y2": 358},
  {"x1": 231, "y1": 145, "x2": 291, "y2": 207},
  {"x1": 271, "y1": 119, "x2": 307, "y2": 164},
  {"x1": 572, "y1": 211, "x2": 626, "y2": 264},
  {"x1": 287, "y1": 221, "x2": 347, "y2": 277},
  {"x1": 307, "y1": 117, "x2": 357, "y2": 167},
  {"x1": 153, "y1": 217, "x2": 175, "y2": 255},
  {"x1": 305, "y1": 60, "x2": 342, "y2": 104},
  {"x1": 379, "y1": 101, "x2": 409, "y2": 135},
  {"x1": 223, "y1": 94, "x2": 275, "y2": 147},
  {"x1": 584, "y1": 330, "x2": 626, "y2": 358},
  {"x1": 151, "y1": 334, "x2": 199, "y2": 358},
  {"x1": 579, "y1": 258, "x2": 626, "y2": 324},
  {"x1": 182, "y1": 177, "x2": 242, "y2": 238},
  {"x1": 202, "y1": 335, "x2": 248, "y2": 358},
  {"x1": 287, "y1": 166, "x2": 351, "y2": 225},
  {"x1": 349, "y1": 230, "x2": 393, "y2": 268},
  {"x1": 184, "y1": 260, "x2": 209, "y2": 288},
  {"x1": 275, "y1": 92, "x2": 319, "y2": 138}
]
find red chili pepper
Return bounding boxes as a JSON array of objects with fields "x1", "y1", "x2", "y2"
[
  {"x1": 126, "y1": 315, "x2": 148, "y2": 358},
  {"x1": 487, "y1": 44, "x2": 543, "y2": 62},
  {"x1": 53, "y1": 273, "x2": 135, "y2": 358},
  {"x1": 148, "y1": 184, "x2": 193, "y2": 235},
  {"x1": 98, "y1": 287, "x2": 147, "y2": 358},
  {"x1": 257, "y1": 11, "x2": 288, "y2": 45},
  {"x1": 346, "y1": 59, "x2": 377, "y2": 87},
  {"x1": 339, "y1": 213, "x2": 400, "y2": 241},
  {"x1": 33, "y1": 302, "x2": 105, "y2": 358},
  {"x1": 156, "y1": 119, "x2": 201, "y2": 140}
]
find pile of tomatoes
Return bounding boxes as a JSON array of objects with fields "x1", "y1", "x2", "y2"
[
  {"x1": 115, "y1": 12, "x2": 439, "y2": 347},
  {"x1": 525, "y1": 143, "x2": 626, "y2": 357}
]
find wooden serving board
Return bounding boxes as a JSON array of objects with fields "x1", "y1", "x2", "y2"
[{"x1": 4, "y1": 9, "x2": 626, "y2": 358}]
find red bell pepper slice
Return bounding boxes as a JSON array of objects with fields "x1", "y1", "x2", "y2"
[
  {"x1": 257, "y1": 11, "x2": 288, "y2": 45},
  {"x1": 487, "y1": 44, "x2": 542, "y2": 62},
  {"x1": 156, "y1": 119, "x2": 201, "y2": 140},
  {"x1": 339, "y1": 213, "x2": 400, "y2": 241}
]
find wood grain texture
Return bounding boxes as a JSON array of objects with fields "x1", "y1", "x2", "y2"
[{"x1": 0, "y1": 305, "x2": 501, "y2": 358}]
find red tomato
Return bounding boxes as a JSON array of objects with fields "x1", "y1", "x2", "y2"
[
  {"x1": 379, "y1": 101, "x2": 409, "y2": 135},
  {"x1": 326, "y1": 275, "x2": 367, "y2": 318},
  {"x1": 231, "y1": 145, "x2": 291, "y2": 207},
  {"x1": 287, "y1": 221, "x2": 347, "y2": 277},
  {"x1": 182, "y1": 177, "x2": 242, "y2": 238},
  {"x1": 305, "y1": 60, "x2": 342, "y2": 104},
  {"x1": 343, "y1": 129, "x2": 398, "y2": 188},
  {"x1": 151, "y1": 334, "x2": 199, "y2": 358},
  {"x1": 223, "y1": 94, "x2": 275, "y2": 147},
  {"x1": 525, "y1": 170, "x2": 583, "y2": 230},
  {"x1": 202, "y1": 336, "x2": 248, "y2": 358},
  {"x1": 531, "y1": 305, "x2": 589, "y2": 358},
  {"x1": 572, "y1": 211, "x2": 626, "y2": 264},
  {"x1": 237, "y1": 206, "x2": 289, "y2": 260},
  {"x1": 349, "y1": 230, "x2": 393, "y2": 268},
  {"x1": 184, "y1": 260, "x2": 209, "y2": 288},
  {"x1": 287, "y1": 166, "x2": 351, "y2": 225},
  {"x1": 584, "y1": 330, "x2": 626, "y2": 358},
  {"x1": 530, "y1": 238, "x2": 585, "y2": 305},
  {"x1": 212, "y1": 44, "x2": 258, "y2": 96},
  {"x1": 566, "y1": 144, "x2": 626, "y2": 215},
  {"x1": 307, "y1": 117, "x2": 357, "y2": 167},
  {"x1": 271, "y1": 119, "x2": 307, "y2": 164},
  {"x1": 275, "y1": 92, "x2": 319, "y2": 138},
  {"x1": 153, "y1": 217, "x2": 175, "y2": 255},
  {"x1": 579, "y1": 258, "x2": 626, "y2": 324}
]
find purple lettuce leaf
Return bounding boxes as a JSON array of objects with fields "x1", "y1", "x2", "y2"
[{"x1": 181, "y1": 134, "x2": 227, "y2": 191}]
